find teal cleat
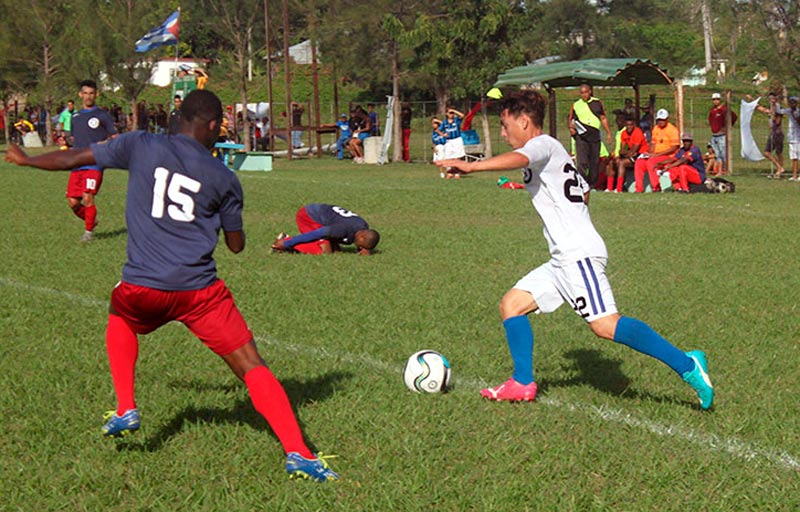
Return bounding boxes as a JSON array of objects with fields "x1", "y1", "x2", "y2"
[
  {"x1": 286, "y1": 452, "x2": 339, "y2": 482},
  {"x1": 101, "y1": 409, "x2": 140, "y2": 438},
  {"x1": 682, "y1": 351, "x2": 714, "y2": 410}
]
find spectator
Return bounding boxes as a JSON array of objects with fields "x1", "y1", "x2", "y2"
[
  {"x1": 639, "y1": 105, "x2": 653, "y2": 144},
  {"x1": 58, "y1": 100, "x2": 75, "y2": 145},
  {"x1": 708, "y1": 92, "x2": 737, "y2": 176},
  {"x1": 441, "y1": 107, "x2": 464, "y2": 141},
  {"x1": 784, "y1": 96, "x2": 800, "y2": 181},
  {"x1": 291, "y1": 102, "x2": 304, "y2": 149},
  {"x1": 568, "y1": 84, "x2": 613, "y2": 188},
  {"x1": 431, "y1": 117, "x2": 447, "y2": 170},
  {"x1": 703, "y1": 143, "x2": 716, "y2": 172},
  {"x1": 607, "y1": 115, "x2": 648, "y2": 193},
  {"x1": 658, "y1": 133, "x2": 705, "y2": 193},
  {"x1": 334, "y1": 113, "x2": 352, "y2": 160},
  {"x1": 168, "y1": 95, "x2": 182, "y2": 135},
  {"x1": 271, "y1": 203, "x2": 380, "y2": 255},
  {"x1": 401, "y1": 103, "x2": 412, "y2": 162},
  {"x1": 367, "y1": 103, "x2": 380, "y2": 136},
  {"x1": 622, "y1": 98, "x2": 636, "y2": 119},
  {"x1": 136, "y1": 100, "x2": 149, "y2": 131},
  {"x1": 155, "y1": 104, "x2": 168, "y2": 135},
  {"x1": 347, "y1": 107, "x2": 371, "y2": 163},
  {"x1": 633, "y1": 108, "x2": 680, "y2": 193},
  {"x1": 751, "y1": 92, "x2": 785, "y2": 178}
]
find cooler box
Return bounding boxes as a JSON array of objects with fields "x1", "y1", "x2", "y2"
[{"x1": 363, "y1": 136, "x2": 382, "y2": 164}]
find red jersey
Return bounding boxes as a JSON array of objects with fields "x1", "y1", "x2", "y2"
[
  {"x1": 708, "y1": 105, "x2": 737, "y2": 134},
  {"x1": 620, "y1": 126, "x2": 649, "y2": 155}
]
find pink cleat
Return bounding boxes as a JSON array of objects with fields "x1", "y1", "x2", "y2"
[{"x1": 480, "y1": 378, "x2": 538, "y2": 402}]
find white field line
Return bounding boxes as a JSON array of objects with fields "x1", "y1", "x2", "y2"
[{"x1": 3, "y1": 276, "x2": 799, "y2": 472}]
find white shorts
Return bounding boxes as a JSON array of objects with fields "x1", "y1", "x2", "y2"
[
  {"x1": 513, "y1": 257, "x2": 618, "y2": 322},
  {"x1": 433, "y1": 144, "x2": 445, "y2": 162},
  {"x1": 790, "y1": 141, "x2": 800, "y2": 161}
]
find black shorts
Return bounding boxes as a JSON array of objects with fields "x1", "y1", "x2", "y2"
[{"x1": 765, "y1": 132, "x2": 784, "y2": 154}]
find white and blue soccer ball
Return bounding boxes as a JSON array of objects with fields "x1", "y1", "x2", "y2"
[{"x1": 403, "y1": 350, "x2": 451, "y2": 393}]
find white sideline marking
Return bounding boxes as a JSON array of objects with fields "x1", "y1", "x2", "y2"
[{"x1": 3, "y1": 276, "x2": 798, "y2": 472}]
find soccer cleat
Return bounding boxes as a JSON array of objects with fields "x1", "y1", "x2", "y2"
[
  {"x1": 101, "y1": 409, "x2": 140, "y2": 438},
  {"x1": 80, "y1": 230, "x2": 95, "y2": 242},
  {"x1": 480, "y1": 378, "x2": 538, "y2": 402},
  {"x1": 285, "y1": 452, "x2": 339, "y2": 482},
  {"x1": 682, "y1": 350, "x2": 714, "y2": 410}
]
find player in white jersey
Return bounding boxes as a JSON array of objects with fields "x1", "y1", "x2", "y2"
[{"x1": 435, "y1": 90, "x2": 714, "y2": 409}]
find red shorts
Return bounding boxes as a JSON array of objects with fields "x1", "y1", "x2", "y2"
[
  {"x1": 110, "y1": 279, "x2": 253, "y2": 356},
  {"x1": 291, "y1": 206, "x2": 329, "y2": 255},
  {"x1": 66, "y1": 169, "x2": 103, "y2": 198}
]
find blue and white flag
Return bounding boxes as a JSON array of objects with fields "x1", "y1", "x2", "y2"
[{"x1": 135, "y1": 10, "x2": 180, "y2": 53}]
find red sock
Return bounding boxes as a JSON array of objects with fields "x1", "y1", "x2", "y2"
[
  {"x1": 616, "y1": 175, "x2": 625, "y2": 192},
  {"x1": 106, "y1": 314, "x2": 138, "y2": 415},
  {"x1": 244, "y1": 366, "x2": 312, "y2": 457},
  {"x1": 85, "y1": 204, "x2": 97, "y2": 231},
  {"x1": 606, "y1": 175, "x2": 614, "y2": 191},
  {"x1": 73, "y1": 205, "x2": 86, "y2": 220}
]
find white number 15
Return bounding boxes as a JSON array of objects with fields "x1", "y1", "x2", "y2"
[{"x1": 151, "y1": 167, "x2": 202, "y2": 222}]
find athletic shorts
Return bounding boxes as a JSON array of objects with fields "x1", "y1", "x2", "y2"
[
  {"x1": 110, "y1": 279, "x2": 253, "y2": 356},
  {"x1": 765, "y1": 132, "x2": 784, "y2": 154},
  {"x1": 710, "y1": 134, "x2": 726, "y2": 163},
  {"x1": 66, "y1": 169, "x2": 103, "y2": 198},
  {"x1": 291, "y1": 206, "x2": 328, "y2": 254},
  {"x1": 513, "y1": 257, "x2": 618, "y2": 322},
  {"x1": 790, "y1": 141, "x2": 800, "y2": 160}
]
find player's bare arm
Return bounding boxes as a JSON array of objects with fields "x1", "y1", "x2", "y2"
[
  {"x1": 5, "y1": 144, "x2": 96, "y2": 170},
  {"x1": 435, "y1": 151, "x2": 528, "y2": 174},
  {"x1": 225, "y1": 230, "x2": 245, "y2": 253}
]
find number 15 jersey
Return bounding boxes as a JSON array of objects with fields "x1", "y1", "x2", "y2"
[
  {"x1": 92, "y1": 132, "x2": 244, "y2": 291},
  {"x1": 514, "y1": 134, "x2": 607, "y2": 265}
]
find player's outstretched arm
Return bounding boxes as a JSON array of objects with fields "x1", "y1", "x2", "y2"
[
  {"x1": 434, "y1": 151, "x2": 528, "y2": 174},
  {"x1": 4, "y1": 144, "x2": 96, "y2": 170}
]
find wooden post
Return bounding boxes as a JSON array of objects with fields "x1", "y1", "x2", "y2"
[
  {"x1": 547, "y1": 85, "x2": 557, "y2": 138},
  {"x1": 282, "y1": 0, "x2": 292, "y2": 160},
  {"x1": 674, "y1": 79, "x2": 684, "y2": 134},
  {"x1": 725, "y1": 89, "x2": 733, "y2": 175},
  {"x1": 264, "y1": 0, "x2": 274, "y2": 151},
  {"x1": 633, "y1": 83, "x2": 641, "y2": 123},
  {"x1": 481, "y1": 100, "x2": 492, "y2": 158}
]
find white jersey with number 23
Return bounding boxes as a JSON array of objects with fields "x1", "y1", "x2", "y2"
[{"x1": 514, "y1": 134, "x2": 607, "y2": 265}]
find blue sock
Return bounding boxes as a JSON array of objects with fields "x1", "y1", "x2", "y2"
[
  {"x1": 503, "y1": 315, "x2": 535, "y2": 384},
  {"x1": 613, "y1": 316, "x2": 693, "y2": 375}
]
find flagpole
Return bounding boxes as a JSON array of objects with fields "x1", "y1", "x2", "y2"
[{"x1": 172, "y1": 6, "x2": 181, "y2": 109}]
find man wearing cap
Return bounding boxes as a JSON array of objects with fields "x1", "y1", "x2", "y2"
[
  {"x1": 334, "y1": 113, "x2": 352, "y2": 160},
  {"x1": 708, "y1": 92, "x2": 737, "y2": 176},
  {"x1": 568, "y1": 84, "x2": 613, "y2": 189},
  {"x1": 633, "y1": 108, "x2": 680, "y2": 192},
  {"x1": 657, "y1": 133, "x2": 705, "y2": 193}
]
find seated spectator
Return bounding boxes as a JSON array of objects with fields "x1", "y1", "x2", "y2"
[
  {"x1": 639, "y1": 105, "x2": 653, "y2": 144},
  {"x1": 703, "y1": 143, "x2": 716, "y2": 174},
  {"x1": 633, "y1": 108, "x2": 679, "y2": 192},
  {"x1": 347, "y1": 107, "x2": 371, "y2": 163},
  {"x1": 607, "y1": 115, "x2": 648, "y2": 193},
  {"x1": 334, "y1": 113, "x2": 352, "y2": 160},
  {"x1": 270, "y1": 203, "x2": 380, "y2": 255},
  {"x1": 623, "y1": 98, "x2": 636, "y2": 119},
  {"x1": 657, "y1": 133, "x2": 706, "y2": 192}
]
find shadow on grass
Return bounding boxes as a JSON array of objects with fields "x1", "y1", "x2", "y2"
[
  {"x1": 95, "y1": 228, "x2": 128, "y2": 240},
  {"x1": 116, "y1": 370, "x2": 352, "y2": 453},
  {"x1": 542, "y1": 348, "x2": 690, "y2": 407}
]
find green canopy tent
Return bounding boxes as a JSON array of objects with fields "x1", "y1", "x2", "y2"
[{"x1": 493, "y1": 58, "x2": 674, "y2": 137}]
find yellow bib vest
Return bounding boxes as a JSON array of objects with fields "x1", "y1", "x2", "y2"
[{"x1": 573, "y1": 97, "x2": 602, "y2": 130}]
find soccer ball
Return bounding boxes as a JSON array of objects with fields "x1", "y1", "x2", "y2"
[{"x1": 403, "y1": 350, "x2": 451, "y2": 393}]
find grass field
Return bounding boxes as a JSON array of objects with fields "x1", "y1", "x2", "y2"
[{"x1": 1, "y1": 152, "x2": 799, "y2": 511}]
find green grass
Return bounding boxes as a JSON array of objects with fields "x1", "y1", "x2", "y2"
[{"x1": 1, "y1": 154, "x2": 799, "y2": 511}]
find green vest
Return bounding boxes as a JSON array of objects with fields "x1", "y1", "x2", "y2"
[{"x1": 573, "y1": 97, "x2": 602, "y2": 130}]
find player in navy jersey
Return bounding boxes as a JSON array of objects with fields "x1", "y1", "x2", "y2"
[
  {"x1": 68, "y1": 79, "x2": 117, "y2": 242},
  {"x1": 4, "y1": 90, "x2": 338, "y2": 482},
  {"x1": 271, "y1": 203, "x2": 380, "y2": 255},
  {"x1": 434, "y1": 90, "x2": 714, "y2": 410}
]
